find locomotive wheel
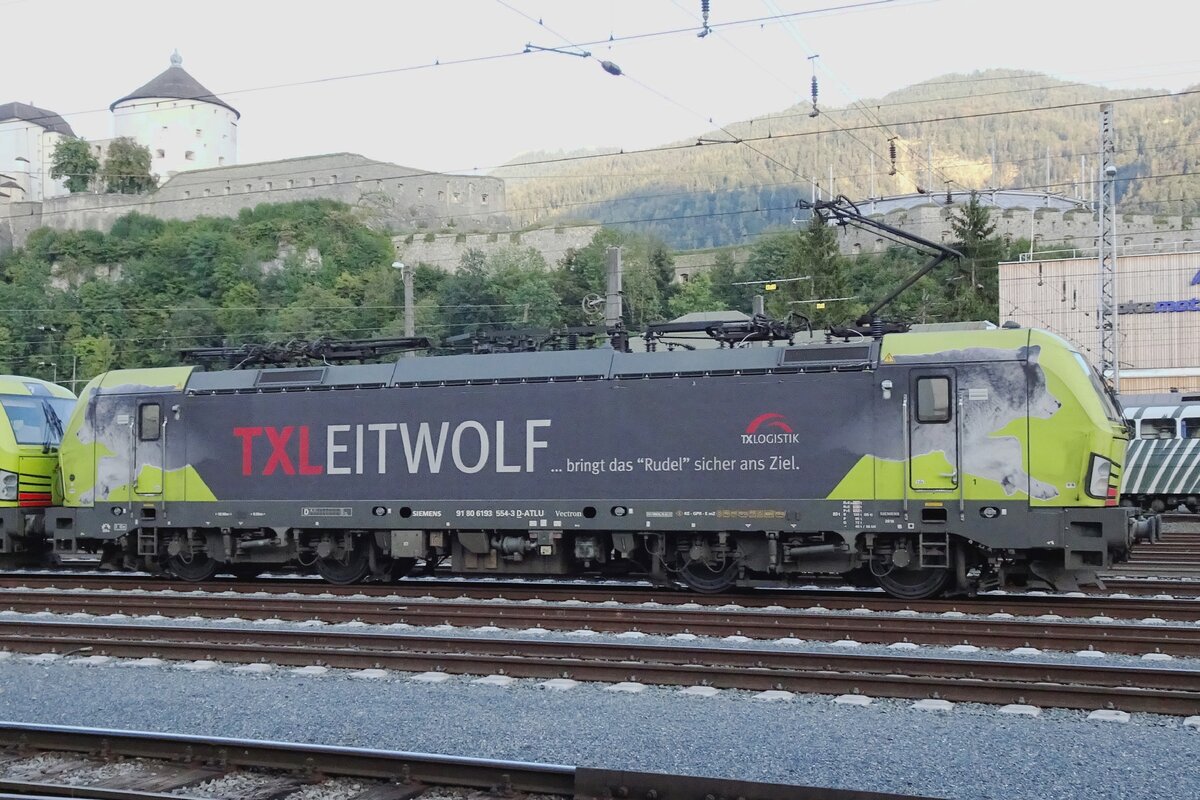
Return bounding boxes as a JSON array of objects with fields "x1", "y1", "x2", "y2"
[
  {"x1": 166, "y1": 554, "x2": 221, "y2": 582},
  {"x1": 386, "y1": 557, "x2": 418, "y2": 581},
  {"x1": 873, "y1": 564, "x2": 954, "y2": 599},
  {"x1": 315, "y1": 539, "x2": 371, "y2": 585},
  {"x1": 678, "y1": 560, "x2": 739, "y2": 593}
]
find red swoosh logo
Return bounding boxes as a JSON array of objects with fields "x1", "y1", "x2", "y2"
[{"x1": 745, "y1": 413, "x2": 794, "y2": 434}]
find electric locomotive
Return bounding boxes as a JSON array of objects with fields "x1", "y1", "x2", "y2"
[
  {"x1": 37, "y1": 325, "x2": 1153, "y2": 598},
  {"x1": 0, "y1": 377, "x2": 76, "y2": 564}
]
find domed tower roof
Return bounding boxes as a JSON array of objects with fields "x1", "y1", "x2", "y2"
[{"x1": 110, "y1": 51, "x2": 240, "y2": 118}]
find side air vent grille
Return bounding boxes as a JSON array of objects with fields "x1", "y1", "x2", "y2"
[
  {"x1": 781, "y1": 346, "x2": 870, "y2": 364},
  {"x1": 255, "y1": 368, "x2": 327, "y2": 386}
]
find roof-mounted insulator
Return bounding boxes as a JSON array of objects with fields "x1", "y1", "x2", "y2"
[
  {"x1": 698, "y1": 0, "x2": 711, "y2": 37},
  {"x1": 807, "y1": 55, "x2": 820, "y2": 118}
]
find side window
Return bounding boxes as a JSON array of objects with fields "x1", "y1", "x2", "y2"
[
  {"x1": 138, "y1": 404, "x2": 161, "y2": 441},
  {"x1": 916, "y1": 377, "x2": 951, "y2": 423},
  {"x1": 1140, "y1": 418, "x2": 1177, "y2": 440}
]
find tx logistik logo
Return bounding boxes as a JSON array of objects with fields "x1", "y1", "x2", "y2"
[{"x1": 742, "y1": 413, "x2": 800, "y2": 444}]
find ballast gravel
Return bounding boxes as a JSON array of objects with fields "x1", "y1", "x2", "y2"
[{"x1": 0, "y1": 657, "x2": 1194, "y2": 800}]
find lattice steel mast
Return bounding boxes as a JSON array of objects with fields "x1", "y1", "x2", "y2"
[{"x1": 1097, "y1": 103, "x2": 1119, "y2": 390}]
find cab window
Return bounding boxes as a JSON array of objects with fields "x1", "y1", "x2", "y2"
[
  {"x1": 138, "y1": 404, "x2": 161, "y2": 441},
  {"x1": 916, "y1": 377, "x2": 951, "y2": 423},
  {"x1": 0, "y1": 395, "x2": 74, "y2": 447}
]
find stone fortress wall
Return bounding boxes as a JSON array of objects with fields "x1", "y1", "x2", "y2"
[
  {"x1": 834, "y1": 202, "x2": 1194, "y2": 258},
  {"x1": 394, "y1": 224, "x2": 601, "y2": 273},
  {"x1": 0, "y1": 153, "x2": 509, "y2": 251}
]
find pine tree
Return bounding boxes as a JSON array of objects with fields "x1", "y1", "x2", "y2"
[{"x1": 947, "y1": 191, "x2": 1003, "y2": 322}]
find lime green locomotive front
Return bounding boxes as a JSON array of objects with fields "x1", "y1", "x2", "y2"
[
  {"x1": 845, "y1": 327, "x2": 1149, "y2": 595},
  {"x1": 51, "y1": 329, "x2": 1148, "y2": 596},
  {"x1": 0, "y1": 377, "x2": 76, "y2": 565}
]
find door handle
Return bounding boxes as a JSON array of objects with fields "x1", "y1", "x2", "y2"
[{"x1": 940, "y1": 470, "x2": 958, "y2": 480}]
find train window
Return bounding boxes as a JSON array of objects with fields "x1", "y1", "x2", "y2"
[
  {"x1": 1184, "y1": 420, "x2": 1200, "y2": 439},
  {"x1": 138, "y1": 404, "x2": 161, "y2": 441},
  {"x1": 916, "y1": 377, "x2": 951, "y2": 423},
  {"x1": 1140, "y1": 418, "x2": 1177, "y2": 439}
]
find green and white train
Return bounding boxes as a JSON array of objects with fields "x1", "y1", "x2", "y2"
[{"x1": 1121, "y1": 394, "x2": 1200, "y2": 513}]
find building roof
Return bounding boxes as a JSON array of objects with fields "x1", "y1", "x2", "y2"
[
  {"x1": 157, "y1": 153, "x2": 429, "y2": 187},
  {"x1": 110, "y1": 51, "x2": 239, "y2": 118},
  {"x1": 0, "y1": 102, "x2": 75, "y2": 136}
]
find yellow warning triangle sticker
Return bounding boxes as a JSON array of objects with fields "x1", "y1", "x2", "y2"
[{"x1": 882, "y1": 352, "x2": 895, "y2": 363}]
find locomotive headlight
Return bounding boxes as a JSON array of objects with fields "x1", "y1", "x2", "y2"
[
  {"x1": 1086, "y1": 455, "x2": 1113, "y2": 500},
  {"x1": 0, "y1": 470, "x2": 17, "y2": 501}
]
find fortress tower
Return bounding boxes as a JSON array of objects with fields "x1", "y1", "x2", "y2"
[{"x1": 110, "y1": 51, "x2": 238, "y2": 179}]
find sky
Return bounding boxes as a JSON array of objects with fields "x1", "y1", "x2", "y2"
[{"x1": 4, "y1": 0, "x2": 1198, "y2": 175}]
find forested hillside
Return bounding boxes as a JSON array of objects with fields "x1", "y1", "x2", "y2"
[
  {"x1": 0, "y1": 202, "x2": 400, "y2": 385},
  {"x1": 495, "y1": 70, "x2": 1198, "y2": 248},
  {"x1": 0, "y1": 202, "x2": 678, "y2": 385},
  {"x1": 0, "y1": 194, "x2": 1020, "y2": 388}
]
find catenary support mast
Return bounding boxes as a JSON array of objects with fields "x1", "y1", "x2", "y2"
[{"x1": 1097, "y1": 103, "x2": 1119, "y2": 390}]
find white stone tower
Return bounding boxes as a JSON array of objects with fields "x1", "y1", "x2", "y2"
[{"x1": 110, "y1": 51, "x2": 239, "y2": 179}]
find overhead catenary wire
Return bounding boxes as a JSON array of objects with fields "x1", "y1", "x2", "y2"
[
  {"x1": 7, "y1": 8, "x2": 1193, "y2": 223},
  {"x1": 759, "y1": 0, "x2": 942, "y2": 193},
  {"x1": 5, "y1": 83, "x2": 1195, "y2": 227},
  {"x1": 8, "y1": 0, "x2": 917, "y2": 135},
  {"x1": 0, "y1": 169, "x2": 1192, "y2": 279},
  {"x1": 8, "y1": 245, "x2": 1200, "y2": 366},
  {"x1": 31, "y1": 134, "x2": 1200, "y2": 230},
  {"x1": 36, "y1": 2, "x2": 1181, "y2": 170},
  {"x1": 494, "y1": 0, "x2": 832, "y2": 200}
]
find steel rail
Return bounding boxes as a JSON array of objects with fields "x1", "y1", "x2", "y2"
[
  {"x1": 4, "y1": 573, "x2": 1200, "y2": 615},
  {"x1": 1106, "y1": 565, "x2": 1200, "y2": 578},
  {"x1": 0, "y1": 721, "x2": 935, "y2": 800},
  {"x1": 2, "y1": 590, "x2": 1200, "y2": 656},
  {"x1": 0, "y1": 620, "x2": 1197, "y2": 714},
  {"x1": 1103, "y1": 579, "x2": 1200, "y2": 596}
]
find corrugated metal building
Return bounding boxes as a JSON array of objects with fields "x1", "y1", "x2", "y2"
[{"x1": 999, "y1": 247, "x2": 1200, "y2": 395}]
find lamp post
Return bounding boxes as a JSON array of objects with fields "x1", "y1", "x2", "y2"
[
  {"x1": 38, "y1": 361, "x2": 58, "y2": 384},
  {"x1": 391, "y1": 261, "x2": 414, "y2": 338}
]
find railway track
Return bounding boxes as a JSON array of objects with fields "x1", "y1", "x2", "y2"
[
  {"x1": 4, "y1": 572, "x2": 1200, "y2": 616},
  {"x1": 9, "y1": 565, "x2": 1200, "y2": 593},
  {"x1": 1, "y1": 585, "x2": 1200, "y2": 657},
  {"x1": 1, "y1": 618, "x2": 1198, "y2": 715},
  {"x1": 1115, "y1": 518, "x2": 1200, "y2": 577},
  {"x1": 8, "y1": 570, "x2": 1200, "y2": 602},
  {"x1": 0, "y1": 721, "x2": 926, "y2": 800}
]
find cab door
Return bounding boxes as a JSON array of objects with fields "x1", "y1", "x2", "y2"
[
  {"x1": 909, "y1": 371, "x2": 959, "y2": 491},
  {"x1": 133, "y1": 400, "x2": 164, "y2": 497}
]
